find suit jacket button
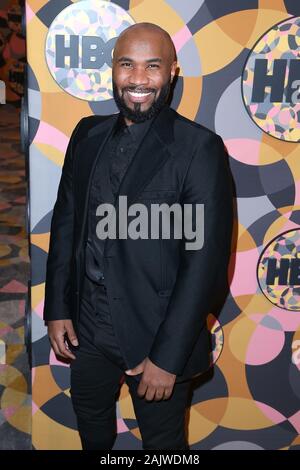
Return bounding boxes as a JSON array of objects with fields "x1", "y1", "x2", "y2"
[{"x1": 158, "y1": 289, "x2": 172, "y2": 297}]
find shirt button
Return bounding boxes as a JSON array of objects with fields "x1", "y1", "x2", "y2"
[{"x1": 120, "y1": 147, "x2": 124, "y2": 152}]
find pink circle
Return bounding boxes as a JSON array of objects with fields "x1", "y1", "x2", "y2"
[{"x1": 246, "y1": 315, "x2": 285, "y2": 365}]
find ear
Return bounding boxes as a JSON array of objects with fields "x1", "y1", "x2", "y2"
[{"x1": 170, "y1": 61, "x2": 177, "y2": 83}]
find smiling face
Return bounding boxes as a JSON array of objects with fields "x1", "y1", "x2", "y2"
[{"x1": 112, "y1": 25, "x2": 177, "y2": 124}]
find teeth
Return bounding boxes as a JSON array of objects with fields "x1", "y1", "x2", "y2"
[{"x1": 128, "y1": 91, "x2": 152, "y2": 98}]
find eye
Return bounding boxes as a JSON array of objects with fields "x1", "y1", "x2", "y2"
[
  {"x1": 120, "y1": 62, "x2": 132, "y2": 67},
  {"x1": 147, "y1": 64, "x2": 159, "y2": 69}
]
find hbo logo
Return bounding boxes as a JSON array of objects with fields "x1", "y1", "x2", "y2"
[{"x1": 55, "y1": 35, "x2": 117, "y2": 69}]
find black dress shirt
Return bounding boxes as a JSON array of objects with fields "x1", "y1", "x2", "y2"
[{"x1": 85, "y1": 114, "x2": 154, "y2": 285}]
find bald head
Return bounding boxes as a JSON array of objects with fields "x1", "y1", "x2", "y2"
[
  {"x1": 112, "y1": 22, "x2": 177, "y2": 125},
  {"x1": 113, "y1": 22, "x2": 177, "y2": 64}
]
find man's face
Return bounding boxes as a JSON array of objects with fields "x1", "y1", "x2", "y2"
[{"x1": 112, "y1": 30, "x2": 176, "y2": 123}]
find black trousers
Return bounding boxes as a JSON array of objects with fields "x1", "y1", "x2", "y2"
[{"x1": 70, "y1": 273, "x2": 192, "y2": 450}]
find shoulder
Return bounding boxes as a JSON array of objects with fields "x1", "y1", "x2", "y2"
[
  {"x1": 171, "y1": 111, "x2": 228, "y2": 177},
  {"x1": 72, "y1": 114, "x2": 114, "y2": 141},
  {"x1": 172, "y1": 108, "x2": 223, "y2": 146}
]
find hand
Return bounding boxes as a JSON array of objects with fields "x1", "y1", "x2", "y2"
[
  {"x1": 47, "y1": 319, "x2": 79, "y2": 360},
  {"x1": 125, "y1": 357, "x2": 176, "y2": 401}
]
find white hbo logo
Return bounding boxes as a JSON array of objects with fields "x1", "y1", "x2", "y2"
[{"x1": 45, "y1": 0, "x2": 135, "y2": 101}]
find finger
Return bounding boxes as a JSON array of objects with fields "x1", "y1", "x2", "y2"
[
  {"x1": 125, "y1": 367, "x2": 137, "y2": 375},
  {"x1": 63, "y1": 340, "x2": 76, "y2": 360},
  {"x1": 145, "y1": 386, "x2": 156, "y2": 402},
  {"x1": 51, "y1": 337, "x2": 76, "y2": 360},
  {"x1": 64, "y1": 339, "x2": 77, "y2": 359},
  {"x1": 131, "y1": 367, "x2": 143, "y2": 375},
  {"x1": 163, "y1": 387, "x2": 173, "y2": 400},
  {"x1": 64, "y1": 324, "x2": 79, "y2": 346},
  {"x1": 56, "y1": 334, "x2": 76, "y2": 359},
  {"x1": 126, "y1": 358, "x2": 147, "y2": 375},
  {"x1": 137, "y1": 380, "x2": 148, "y2": 398},
  {"x1": 154, "y1": 387, "x2": 165, "y2": 401},
  {"x1": 50, "y1": 338, "x2": 60, "y2": 357}
]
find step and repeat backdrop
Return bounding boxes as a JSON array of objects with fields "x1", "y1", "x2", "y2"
[{"x1": 26, "y1": 0, "x2": 300, "y2": 450}]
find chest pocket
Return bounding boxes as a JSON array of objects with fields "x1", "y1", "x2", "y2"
[{"x1": 137, "y1": 189, "x2": 178, "y2": 203}]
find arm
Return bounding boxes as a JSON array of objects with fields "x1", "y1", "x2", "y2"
[
  {"x1": 148, "y1": 133, "x2": 234, "y2": 375},
  {"x1": 43, "y1": 118, "x2": 85, "y2": 322}
]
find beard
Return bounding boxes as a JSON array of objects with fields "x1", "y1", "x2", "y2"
[{"x1": 112, "y1": 79, "x2": 171, "y2": 123}]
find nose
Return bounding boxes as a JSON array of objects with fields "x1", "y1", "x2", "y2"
[{"x1": 128, "y1": 66, "x2": 149, "y2": 87}]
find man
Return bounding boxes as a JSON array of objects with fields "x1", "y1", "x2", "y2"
[{"x1": 43, "y1": 22, "x2": 233, "y2": 450}]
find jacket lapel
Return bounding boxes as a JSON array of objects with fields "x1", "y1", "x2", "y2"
[
  {"x1": 76, "y1": 105, "x2": 177, "y2": 254},
  {"x1": 118, "y1": 104, "x2": 175, "y2": 202},
  {"x1": 105, "y1": 104, "x2": 176, "y2": 254}
]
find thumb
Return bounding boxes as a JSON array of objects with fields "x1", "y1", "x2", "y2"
[
  {"x1": 65, "y1": 322, "x2": 79, "y2": 346},
  {"x1": 125, "y1": 360, "x2": 145, "y2": 375},
  {"x1": 125, "y1": 367, "x2": 140, "y2": 375}
]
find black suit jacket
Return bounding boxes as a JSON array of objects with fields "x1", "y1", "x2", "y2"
[{"x1": 43, "y1": 104, "x2": 234, "y2": 383}]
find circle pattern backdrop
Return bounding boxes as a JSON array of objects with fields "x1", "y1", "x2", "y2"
[
  {"x1": 45, "y1": 0, "x2": 135, "y2": 101},
  {"x1": 26, "y1": 0, "x2": 300, "y2": 450},
  {"x1": 257, "y1": 229, "x2": 300, "y2": 311},
  {"x1": 242, "y1": 16, "x2": 300, "y2": 142}
]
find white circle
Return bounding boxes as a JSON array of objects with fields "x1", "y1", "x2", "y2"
[{"x1": 45, "y1": 0, "x2": 135, "y2": 101}]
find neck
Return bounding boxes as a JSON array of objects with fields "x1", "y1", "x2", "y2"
[{"x1": 124, "y1": 117, "x2": 133, "y2": 126}]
